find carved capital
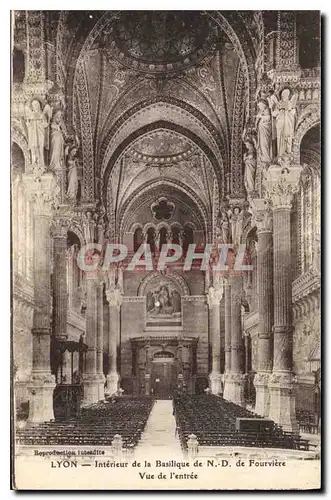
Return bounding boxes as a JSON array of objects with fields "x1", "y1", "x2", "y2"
[
  {"x1": 23, "y1": 172, "x2": 60, "y2": 217},
  {"x1": 206, "y1": 285, "x2": 223, "y2": 308},
  {"x1": 250, "y1": 198, "x2": 273, "y2": 233},
  {"x1": 264, "y1": 163, "x2": 302, "y2": 210},
  {"x1": 106, "y1": 287, "x2": 123, "y2": 309},
  {"x1": 51, "y1": 217, "x2": 71, "y2": 239}
]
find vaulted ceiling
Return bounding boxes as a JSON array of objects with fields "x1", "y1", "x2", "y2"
[{"x1": 14, "y1": 10, "x2": 262, "y2": 238}]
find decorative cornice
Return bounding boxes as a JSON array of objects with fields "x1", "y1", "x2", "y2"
[{"x1": 292, "y1": 270, "x2": 321, "y2": 302}]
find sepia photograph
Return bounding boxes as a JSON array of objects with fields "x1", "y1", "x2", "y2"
[{"x1": 11, "y1": 9, "x2": 321, "y2": 490}]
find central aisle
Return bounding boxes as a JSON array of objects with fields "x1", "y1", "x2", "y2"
[{"x1": 135, "y1": 400, "x2": 183, "y2": 458}]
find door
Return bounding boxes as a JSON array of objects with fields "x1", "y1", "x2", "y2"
[{"x1": 152, "y1": 361, "x2": 176, "y2": 399}]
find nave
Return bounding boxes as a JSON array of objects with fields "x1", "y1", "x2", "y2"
[{"x1": 16, "y1": 394, "x2": 315, "y2": 457}]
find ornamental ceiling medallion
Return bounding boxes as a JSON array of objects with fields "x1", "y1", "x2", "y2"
[
  {"x1": 151, "y1": 197, "x2": 175, "y2": 221},
  {"x1": 96, "y1": 11, "x2": 218, "y2": 75}
]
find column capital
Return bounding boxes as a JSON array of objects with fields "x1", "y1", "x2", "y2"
[
  {"x1": 106, "y1": 287, "x2": 123, "y2": 309},
  {"x1": 206, "y1": 285, "x2": 223, "y2": 309},
  {"x1": 51, "y1": 217, "x2": 71, "y2": 239},
  {"x1": 264, "y1": 162, "x2": 302, "y2": 210},
  {"x1": 23, "y1": 172, "x2": 60, "y2": 217},
  {"x1": 250, "y1": 198, "x2": 273, "y2": 233}
]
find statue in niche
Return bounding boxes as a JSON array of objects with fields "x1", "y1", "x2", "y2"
[
  {"x1": 170, "y1": 289, "x2": 181, "y2": 313},
  {"x1": 230, "y1": 206, "x2": 244, "y2": 248},
  {"x1": 216, "y1": 206, "x2": 230, "y2": 244},
  {"x1": 49, "y1": 109, "x2": 66, "y2": 171},
  {"x1": 242, "y1": 128, "x2": 257, "y2": 195},
  {"x1": 255, "y1": 99, "x2": 272, "y2": 164},
  {"x1": 269, "y1": 88, "x2": 298, "y2": 157},
  {"x1": 66, "y1": 145, "x2": 79, "y2": 202},
  {"x1": 146, "y1": 283, "x2": 181, "y2": 317},
  {"x1": 25, "y1": 98, "x2": 49, "y2": 166}
]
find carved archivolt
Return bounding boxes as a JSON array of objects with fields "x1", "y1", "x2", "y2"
[
  {"x1": 137, "y1": 270, "x2": 190, "y2": 297},
  {"x1": 293, "y1": 106, "x2": 320, "y2": 164},
  {"x1": 11, "y1": 129, "x2": 30, "y2": 171},
  {"x1": 206, "y1": 11, "x2": 255, "y2": 122}
]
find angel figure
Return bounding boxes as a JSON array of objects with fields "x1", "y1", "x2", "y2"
[
  {"x1": 242, "y1": 128, "x2": 257, "y2": 195},
  {"x1": 25, "y1": 99, "x2": 49, "y2": 166},
  {"x1": 270, "y1": 88, "x2": 298, "y2": 157},
  {"x1": 66, "y1": 145, "x2": 79, "y2": 202}
]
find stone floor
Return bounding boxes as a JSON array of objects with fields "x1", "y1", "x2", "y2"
[{"x1": 135, "y1": 399, "x2": 182, "y2": 459}]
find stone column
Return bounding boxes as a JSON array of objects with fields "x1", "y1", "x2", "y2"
[
  {"x1": 24, "y1": 173, "x2": 58, "y2": 423},
  {"x1": 105, "y1": 288, "x2": 122, "y2": 396},
  {"x1": 96, "y1": 279, "x2": 105, "y2": 400},
  {"x1": 223, "y1": 279, "x2": 232, "y2": 399},
  {"x1": 250, "y1": 199, "x2": 274, "y2": 416},
  {"x1": 52, "y1": 218, "x2": 71, "y2": 382},
  {"x1": 265, "y1": 163, "x2": 302, "y2": 433},
  {"x1": 207, "y1": 285, "x2": 223, "y2": 395},
  {"x1": 82, "y1": 271, "x2": 99, "y2": 405},
  {"x1": 145, "y1": 344, "x2": 152, "y2": 396},
  {"x1": 226, "y1": 274, "x2": 245, "y2": 405},
  {"x1": 177, "y1": 339, "x2": 184, "y2": 389}
]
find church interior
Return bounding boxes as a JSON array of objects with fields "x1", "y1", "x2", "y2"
[{"x1": 12, "y1": 11, "x2": 320, "y2": 453}]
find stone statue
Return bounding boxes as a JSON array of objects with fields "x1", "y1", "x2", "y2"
[
  {"x1": 170, "y1": 289, "x2": 181, "y2": 313},
  {"x1": 270, "y1": 88, "x2": 298, "y2": 157},
  {"x1": 242, "y1": 129, "x2": 257, "y2": 195},
  {"x1": 255, "y1": 99, "x2": 272, "y2": 164},
  {"x1": 146, "y1": 291, "x2": 154, "y2": 312},
  {"x1": 49, "y1": 109, "x2": 66, "y2": 171},
  {"x1": 25, "y1": 99, "x2": 49, "y2": 166},
  {"x1": 66, "y1": 145, "x2": 80, "y2": 202},
  {"x1": 230, "y1": 206, "x2": 243, "y2": 248},
  {"x1": 216, "y1": 208, "x2": 230, "y2": 244}
]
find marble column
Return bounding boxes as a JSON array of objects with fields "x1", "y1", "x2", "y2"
[
  {"x1": 24, "y1": 173, "x2": 58, "y2": 423},
  {"x1": 226, "y1": 274, "x2": 245, "y2": 405},
  {"x1": 105, "y1": 288, "x2": 122, "y2": 396},
  {"x1": 223, "y1": 279, "x2": 232, "y2": 399},
  {"x1": 250, "y1": 199, "x2": 274, "y2": 416},
  {"x1": 207, "y1": 285, "x2": 223, "y2": 395},
  {"x1": 266, "y1": 163, "x2": 302, "y2": 433},
  {"x1": 96, "y1": 279, "x2": 105, "y2": 400},
  {"x1": 82, "y1": 271, "x2": 99, "y2": 405},
  {"x1": 52, "y1": 218, "x2": 70, "y2": 382}
]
